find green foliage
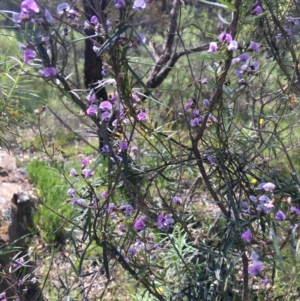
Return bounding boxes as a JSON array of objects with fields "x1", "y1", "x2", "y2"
[{"x1": 27, "y1": 160, "x2": 73, "y2": 244}]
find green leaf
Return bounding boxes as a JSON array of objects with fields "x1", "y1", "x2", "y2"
[{"x1": 97, "y1": 25, "x2": 131, "y2": 57}]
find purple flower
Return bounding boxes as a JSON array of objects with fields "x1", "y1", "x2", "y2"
[
  {"x1": 133, "y1": 0, "x2": 146, "y2": 10},
  {"x1": 39, "y1": 67, "x2": 57, "y2": 78},
  {"x1": 286, "y1": 16, "x2": 299, "y2": 26},
  {"x1": 44, "y1": 9, "x2": 53, "y2": 23},
  {"x1": 21, "y1": 0, "x2": 40, "y2": 14},
  {"x1": 258, "y1": 195, "x2": 270, "y2": 203},
  {"x1": 137, "y1": 112, "x2": 147, "y2": 121},
  {"x1": 101, "y1": 145, "x2": 110, "y2": 153},
  {"x1": 203, "y1": 99, "x2": 210, "y2": 107},
  {"x1": 228, "y1": 40, "x2": 238, "y2": 51},
  {"x1": 191, "y1": 117, "x2": 201, "y2": 127},
  {"x1": 131, "y1": 146, "x2": 138, "y2": 153},
  {"x1": 249, "y1": 41, "x2": 260, "y2": 52},
  {"x1": 132, "y1": 94, "x2": 140, "y2": 102},
  {"x1": 101, "y1": 111, "x2": 112, "y2": 122},
  {"x1": 67, "y1": 188, "x2": 76, "y2": 197},
  {"x1": 208, "y1": 42, "x2": 217, "y2": 53},
  {"x1": 118, "y1": 224, "x2": 126, "y2": 231},
  {"x1": 101, "y1": 191, "x2": 109, "y2": 198},
  {"x1": 172, "y1": 196, "x2": 182, "y2": 205},
  {"x1": 248, "y1": 260, "x2": 263, "y2": 276},
  {"x1": 285, "y1": 28, "x2": 292, "y2": 36},
  {"x1": 87, "y1": 93, "x2": 96, "y2": 103},
  {"x1": 250, "y1": 61, "x2": 259, "y2": 70},
  {"x1": 90, "y1": 15, "x2": 99, "y2": 24},
  {"x1": 218, "y1": 32, "x2": 232, "y2": 43},
  {"x1": 251, "y1": 1, "x2": 262, "y2": 15},
  {"x1": 71, "y1": 198, "x2": 86, "y2": 206},
  {"x1": 13, "y1": 258, "x2": 25, "y2": 268},
  {"x1": 291, "y1": 206, "x2": 300, "y2": 215},
  {"x1": 101, "y1": 67, "x2": 108, "y2": 77},
  {"x1": 99, "y1": 101, "x2": 112, "y2": 111},
  {"x1": 57, "y1": 3, "x2": 70, "y2": 14},
  {"x1": 184, "y1": 99, "x2": 194, "y2": 110},
  {"x1": 239, "y1": 53, "x2": 250, "y2": 63},
  {"x1": 24, "y1": 49, "x2": 35, "y2": 64},
  {"x1": 115, "y1": 0, "x2": 126, "y2": 8},
  {"x1": 87, "y1": 104, "x2": 98, "y2": 116},
  {"x1": 120, "y1": 203, "x2": 133, "y2": 217},
  {"x1": 275, "y1": 210, "x2": 286, "y2": 221},
  {"x1": 81, "y1": 158, "x2": 89, "y2": 168},
  {"x1": 262, "y1": 278, "x2": 269, "y2": 285},
  {"x1": 134, "y1": 215, "x2": 146, "y2": 231},
  {"x1": 241, "y1": 229, "x2": 252, "y2": 242},
  {"x1": 82, "y1": 169, "x2": 94, "y2": 178},
  {"x1": 70, "y1": 168, "x2": 79, "y2": 177},
  {"x1": 157, "y1": 214, "x2": 174, "y2": 231},
  {"x1": 0, "y1": 292, "x2": 6, "y2": 299},
  {"x1": 107, "y1": 203, "x2": 116, "y2": 213},
  {"x1": 128, "y1": 246, "x2": 137, "y2": 256},
  {"x1": 262, "y1": 182, "x2": 275, "y2": 191},
  {"x1": 249, "y1": 195, "x2": 257, "y2": 203},
  {"x1": 120, "y1": 141, "x2": 128, "y2": 150}
]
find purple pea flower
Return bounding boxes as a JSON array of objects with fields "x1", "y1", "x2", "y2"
[
  {"x1": 157, "y1": 214, "x2": 174, "y2": 231},
  {"x1": 87, "y1": 93, "x2": 96, "y2": 103},
  {"x1": 208, "y1": 42, "x2": 217, "y2": 53},
  {"x1": 67, "y1": 188, "x2": 76, "y2": 197},
  {"x1": 262, "y1": 278, "x2": 269, "y2": 285},
  {"x1": 239, "y1": 53, "x2": 250, "y2": 63},
  {"x1": 128, "y1": 246, "x2": 137, "y2": 256},
  {"x1": 71, "y1": 198, "x2": 86, "y2": 206},
  {"x1": 131, "y1": 146, "x2": 138, "y2": 153},
  {"x1": 99, "y1": 101, "x2": 112, "y2": 111},
  {"x1": 251, "y1": 1, "x2": 262, "y2": 15},
  {"x1": 115, "y1": 0, "x2": 126, "y2": 7},
  {"x1": 90, "y1": 15, "x2": 98, "y2": 24},
  {"x1": 107, "y1": 203, "x2": 116, "y2": 213},
  {"x1": 203, "y1": 99, "x2": 210, "y2": 107},
  {"x1": 227, "y1": 40, "x2": 238, "y2": 51},
  {"x1": 241, "y1": 229, "x2": 252, "y2": 242},
  {"x1": 13, "y1": 258, "x2": 25, "y2": 268},
  {"x1": 101, "y1": 145, "x2": 110, "y2": 153},
  {"x1": 120, "y1": 141, "x2": 128, "y2": 150},
  {"x1": 262, "y1": 182, "x2": 275, "y2": 191},
  {"x1": 81, "y1": 158, "x2": 89, "y2": 168},
  {"x1": 101, "y1": 67, "x2": 108, "y2": 77},
  {"x1": 134, "y1": 215, "x2": 146, "y2": 231},
  {"x1": 0, "y1": 292, "x2": 5, "y2": 299},
  {"x1": 172, "y1": 196, "x2": 182, "y2": 205},
  {"x1": 133, "y1": 0, "x2": 146, "y2": 10},
  {"x1": 248, "y1": 261, "x2": 263, "y2": 276},
  {"x1": 24, "y1": 49, "x2": 35, "y2": 64},
  {"x1": 275, "y1": 210, "x2": 286, "y2": 221},
  {"x1": 291, "y1": 206, "x2": 300, "y2": 215},
  {"x1": 87, "y1": 104, "x2": 98, "y2": 116},
  {"x1": 101, "y1": 191, "x2": 109, "y2": 198},
  {"x1": 101, "y1": 111, "x2": 112, "y2": 122},
  {"x1": 218, "y1": 32, "x2": 232, "y2": 43},
  {"x1": 137, "y1": 112, "x2": 147, "y2": 121},
  {"x1": 82, "y1": 169, "x2": 94, "y2": 178},
  {"x1": 39, "y1": 67, "x2": 57, "y2": 78},
  {"x1": 190, "y1": 117, "x2": 202, "y2": 127},
  {"x1": 249, "y1": 41, "x2": 260, "y2": 52},
  {"x1": 70, "y1": 168, "x2": 79, "y2": 177},
  {"x1": 21, "y1": 0, "x2": 40, "y2": 14},
  {"x1": 184, "y1": 99, "x2": 195, "y2": 110},
  {"x1": 44, "y1": 9, "x2": 53, "y2": 23},
  {"x1": 120, "y1": 203, "x2": 133, "y2": 217},
  {"x1": 57, "y1": 3, "x2": 70, "y2": 14}
]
